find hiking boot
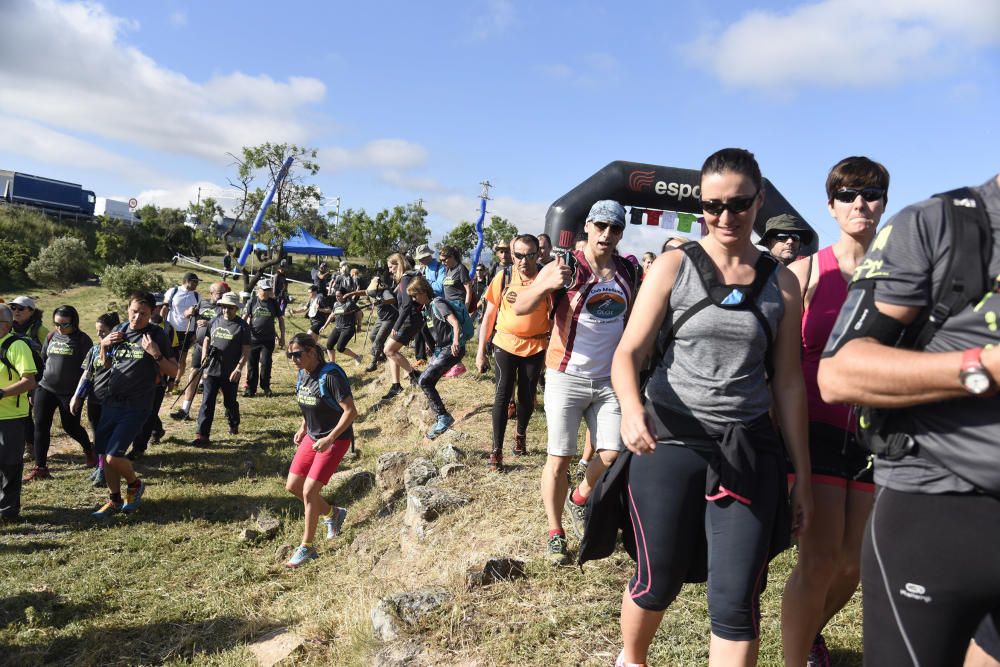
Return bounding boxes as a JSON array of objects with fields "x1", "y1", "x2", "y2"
[
  {"x1": 192, "y1": 434, "x2": 210, "y2": 448},
  {"x1": 122, "y1": 479, "x2": 145, "y2": 512},
  {"x1": 322, "y1": 507, "x2": 348, "y2": 539},
  {"x1": 262, "y1": 389, "x2": 274, "y2": 398},
  {"x1": 380, "y1": 385, "x2": 403, "y2": 402},
  {"x1": 243, "y1": 390, "x2": 256, "y2": 398},
  {"x1": 546, "y1": 534, "x2": 570, "y2": 566},
  {"x1": 364, "y1": 360, "x2": 378, "y2": 373},
  {"x1": 151, "y1": 427, "x2": 166, "y2": 445},
  {"x1": 513, "y1": 433, "x2": 527, "y2": 456},
  {"x1": 807, "y1": 634, "x2": 832, "y2": 667},
  {"x1": 426, "y1": 414, "x2": 454, "y2": 440},
  {"x1": 488, "y1": 451, "x2": 504, "y2": 472},
  {"x1": 564, "y1": 489, "x2": 587, "y2": 540},
  {"x1": 126, "y1": 448, "x2": 145, "y2": 462},
  {"x1": 170, "y1": 408, "x2": 190, "y2": 421},
  {"x1": 22, "y1": 466, "x2": 50, "y2": 483},
  {"x1": 229, "y1": 425, "x2": 239, "y2": 436},
  {"x1": 285, "y1": 545, "x2": 319, "y2": 568},
  {"x1": 408, "y1": 369, "x2": 421, "y2": 387},
  {"x1": 84, "y1": 449, "x2": 98, "y2": 467},
  {"x1": 506, "y1": 400, "x2": 516, "y2": 420},
  {"x1": 92, "y1": 467, "x2": 106, "y2": 488},
  {"x1": 92, "y1": 499, "x2": 123, "y2": 520}
]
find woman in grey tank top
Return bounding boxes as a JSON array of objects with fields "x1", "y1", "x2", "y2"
[{"x1": 608, "y1": 148, "x2": 812, "y2": 667}]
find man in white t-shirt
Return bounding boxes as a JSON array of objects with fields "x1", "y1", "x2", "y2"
[{"x1": 160, "y1": 272, "x2": 201, "y2": 388}]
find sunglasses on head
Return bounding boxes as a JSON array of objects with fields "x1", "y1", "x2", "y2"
[
  {"x1": 513, "y1": 251, "x2": 537, "y2": 260},
  {"x1": 833, "y1": 187, "x2": 885, "y2": 204},
  {"x1": 286, "y1": 350, "x2": 303, "y2": 359},
  {"x1": 700, "y1": 190, "x2": 759, "y2": 216},
  {"x1": 772, "y1": 232, "x2": 800, "y2": 243}
]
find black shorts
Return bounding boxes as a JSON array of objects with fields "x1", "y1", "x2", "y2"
[
  {"x1": 174, "y1": 330, "x2": 197, "y2": 353},
  {"x1": 790, "y1": 422, "x2": 873, "y2": 491},
  {"x1": 308, "y1": 317, "x2": 326, "y2": 336},
  {"x1": 326, "y1": 327, "x2": 355, "y2": 352},
  {"x1": 390, "y1": 319, "x2": 421, "y2": 346}
]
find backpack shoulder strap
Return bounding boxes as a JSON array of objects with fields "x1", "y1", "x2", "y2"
[
  {"x1": 164, "y1": 286, "x2": 177, "y2": 306},
  {"x1": 909, "y1": 187, "x2": 992, "y2": 349},
  {"x1": 745, "y1": 252, "x2": 780, "y2": 379},
  {"x1": 500, "y1": 265, "x2": 513, "y2": 294},
  {"x1": 667, "y1": 243, "x2": 716, "y2": 336}
]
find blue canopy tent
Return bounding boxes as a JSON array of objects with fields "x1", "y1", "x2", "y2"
[{"x1": 282, "y1": 226, "x2": 344, "y2": 257}]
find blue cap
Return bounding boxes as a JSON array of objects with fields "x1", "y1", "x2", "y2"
[{"x1": 586, "y1": 200, "x2": 626, "y2": 228}]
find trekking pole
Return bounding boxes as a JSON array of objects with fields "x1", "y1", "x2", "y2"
[{"x1": 168, "y1": 347, "x2": 216, "y2": 409}]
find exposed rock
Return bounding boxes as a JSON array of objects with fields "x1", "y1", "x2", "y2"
[
  {"x1": 439, "y1": 463, "x2": 466, "y2": 479},
  {"x1": 437, "y1": 444, "x2": 466, "y2": 463},
  {"x1": 376, "y1": 452, "x2": 410, "y2": 493},
  {"x1": 404, "y1": 486, "x2": 470, "y2": 524},
  {"x1": 248, "y1": 627, "x2": 305, "y2": 667},
  {"x1": 328, "y1": 470, "x2": 375, "y2": 501},
  {"x1": 342, "y1": 448, "x2": 361, "y2": 463},
  {"x1": 404, "y1": 458, "x2": 438, "y2": 489},
  {"x1": 255, "y1": 513, "x2": 281, "y2": 539},
  {"x1": 465, "y1": 557, "x2": 527, "y2": 590},
  {"x1": 371, "y1": 590, "x2": 452, "y2": 641},
  {"x1": 372, "y1": 641, "x2": 424, "y2": 666},
  {"x1": 238, "y1": 528, "x2": 260, "y2": 542}
]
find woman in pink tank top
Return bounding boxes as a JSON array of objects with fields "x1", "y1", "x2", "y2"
[{"x1": 781, "y1": 157, "x2": 890, "y2": 666}]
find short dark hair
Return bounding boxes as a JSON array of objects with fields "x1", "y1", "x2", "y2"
[
  {"x1": 439, "y1": 245, "x2": 460, "y2": 261},
  {"x1": 52, "y1": 305, "x2": 80, "y2": 328},
  {"x1": 513, "y1": 234, "x2": 539, "y2": 252},
  {"x1": 825, "y1": 156, "x2": 890, "y2": 205},
  {"x1": 128, "y1": 291, "x2": 156, "y2": 311},
  {"x1": 406, "y1": 274, "x2": 434, "y2": 300},
  {"x1": 701, "y1": 148, "x2": 762, "y2": 191},
  {"x1": 538, "y1": 233, "x2": 551, "y2": 244},
  {"x1": 97, "y1": 311, "x2": 121, "y2": 329}
]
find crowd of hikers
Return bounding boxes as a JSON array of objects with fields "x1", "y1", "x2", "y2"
[{"x1": 1, "y1": 148, "x2": 998, "y2": 667}]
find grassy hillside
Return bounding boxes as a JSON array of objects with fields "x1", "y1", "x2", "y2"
[{"x1": 0, "y1": 264, "x2": 864, "y2": 666}]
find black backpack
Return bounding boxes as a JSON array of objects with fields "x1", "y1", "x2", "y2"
[
  {"x1": 857, "y1": 186, "x2": 995, "y2": 459},
  {"x1": 0, "y1": 333, "x2": 47, "y2": 408},
  {"x1": 640, "y1": 243, "x2": 779, "y2": 395}
]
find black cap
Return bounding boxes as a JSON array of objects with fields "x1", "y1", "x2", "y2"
[{"x1": 183, "y1": 272, "x2": 200, "y2": 282}]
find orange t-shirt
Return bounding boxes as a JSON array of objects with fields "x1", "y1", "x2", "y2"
[{"x1": 485, "y1": 267, "x2": 551, "y2": 357}]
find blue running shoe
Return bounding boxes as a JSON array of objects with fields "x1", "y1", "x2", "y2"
[
  {"x1": 122, "y1": 479, "x2": 145, "y2": 512},
  {"x1": 92, "y1": 499, "x2": 123, "y2": 519},
  {"x1": 426, "y1": 414, "x2": 454, "y2": 440},
  {"x1": 322, "y1": 507, "x2": 348, "y2": 540},
  {"x1": 285, "y1": 545, "x2": 318, "y2": 568}
]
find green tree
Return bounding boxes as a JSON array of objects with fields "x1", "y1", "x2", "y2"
[
  {"x1": 226, "y1": 142, "x2": 321, "y2": 247},
  {"x1": 439, "y1": 221, "x2": 477, "y2": 257},
  {"x1": 25, "y1": 237, "x2": 91, "y2": 288},
  {"x1": 344, "y1": 201, "x2": 431, "y2": 269},
  {"x1": 483, "y1": 215, "x2": 518, "y2": 250}
]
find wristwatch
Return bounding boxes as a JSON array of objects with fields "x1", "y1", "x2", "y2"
[
  {"x1": 959, "y1": 347, "x2": 993, "y2": 395},
  {"x1": 153, "y1": 353, "x2": 164, "y2": 362}
]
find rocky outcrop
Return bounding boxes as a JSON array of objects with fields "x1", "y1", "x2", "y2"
[{"x1": 370, "y1": 590, "x2": 452, "y2": 641}]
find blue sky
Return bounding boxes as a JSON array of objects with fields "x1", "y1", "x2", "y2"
[{"x1": 2, "y1": 0, "x2": 998, "y2": 255}]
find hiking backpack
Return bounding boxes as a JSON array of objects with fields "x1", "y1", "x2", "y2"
[
  {"x1": 856, "y1": 186, "x2": 996, "y2": 459},
  {"x1": 429, "y1": 298, "x2": 475, "y2": 347},
  {"x1": 296, "y1": 361, "x2": 349, "y2": 410},
  {"x1": 0, "y1": 333, "x2": 47, "y2": 408}
]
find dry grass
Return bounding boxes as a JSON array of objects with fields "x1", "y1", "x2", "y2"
[{"x1": 0, "y1": 264, "x2": 863, "y2": 666}]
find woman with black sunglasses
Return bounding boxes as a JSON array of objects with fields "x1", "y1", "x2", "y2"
[
  {"x1": 610, "y1": 148, "x2": 811, "y2": 667},
  {"x1": 781, "y1": 156, "x2": 889, "y2": 666},
  {"x1": 23, "y1": 306, "x2": 95, "y2": 482}
]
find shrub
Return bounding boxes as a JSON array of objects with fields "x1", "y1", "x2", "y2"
[
  {"x1": 25, "y1": 237, "x2": 91, "y2": 288},
  {"x1": 0, "y1": 233, "x2": 31, "y2": 281},
  {"x1": 100, "y1": 260, "x2": 166, "y2": 300}
]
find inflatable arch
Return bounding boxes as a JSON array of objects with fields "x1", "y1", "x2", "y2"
[{"x1": 543, "y1": 160, "x2": 817, "y2": 255}]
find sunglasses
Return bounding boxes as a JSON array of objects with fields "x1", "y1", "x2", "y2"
[
  {"x1": 55, "y1": 322, "x2": 75, "y2": 330},
  {"x1": 9, "y1": 305, "x2": 29, "y2": 312},
  {"x1": 589, "y1": 221, "x2": 624, "y2": 234},
  {"x1": 700, "y1": 190, "x2": 759, "y2": 216},
  {"x1": 772, "y1": 233, "x2": 800, "y2": 243},
  {"x1": 833, "y1": 187, "x2": 885, "y2": 204},
  {"x1": 513, "y1": 251, "x2": 537, "y2": 260},
  {"x1": 286, "y1": 350, "x2": 303, "y2": 359}
]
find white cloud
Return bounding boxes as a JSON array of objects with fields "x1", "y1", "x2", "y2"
[
  {"x1": 0, "y1": 0, "x2": 326, "y2": 163},
  {"x1": 540, "y1": 52, "x2": 619, "y2": 88},
  {"x1": 135, "y1": 181, "x2": 245, "y2": 211},
  {"x1": 322, "y1": 139, "x2": 428, "y2": 171},
  {"x1": 469, "y1": 0, "x2": 514, "y2": 41},
  {"x1": 686, "y1": 0, "x2": 1000, "y2": 89},
  {"x1": 423, "y1": 192, "x2": 549, "y2": 243}
]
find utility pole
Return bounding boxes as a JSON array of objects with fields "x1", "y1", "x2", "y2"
[{"x1": 479, "y1": 180, "x2": 492, "y2": 202}]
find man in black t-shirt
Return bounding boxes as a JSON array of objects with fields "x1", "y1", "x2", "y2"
[
  {"x1": 172, "y1": 281, "x2": 229, "y2": 421},
  {"x1": 91, "y1": 292, "x2": 178, "y2": 519},
  {"x1": 194, "y1": 292, "x2": 251, "y2": 446},
  {"x1": 820, "y1": 175, "x2": 1000, "y2": 665},
  {"x1": 243, "y1": 280, "x2": 285, "y2": 398},
  {"x1": 365, "y1": 276, "x2": 397, "y2": 372}
]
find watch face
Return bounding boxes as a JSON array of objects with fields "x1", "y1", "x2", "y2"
[{"x1": 962, "y1": 370, "x2": 992, "y2": 395}]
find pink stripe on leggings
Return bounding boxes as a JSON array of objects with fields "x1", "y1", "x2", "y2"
[{"x1": 627, "y1": 483, "x2": 653, "y2": 599}]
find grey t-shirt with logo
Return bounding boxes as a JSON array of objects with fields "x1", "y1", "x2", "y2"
[{"x1": 848, "y1": 176, "x2": 1000, "y2": 495}]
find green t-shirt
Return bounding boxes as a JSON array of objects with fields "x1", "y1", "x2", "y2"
[{"x1": 0, "y1": 332, "x2": 38, "y2": 420}]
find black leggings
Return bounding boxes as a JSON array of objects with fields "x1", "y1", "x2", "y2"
[
  {"x1": 490, "y1": 347, "x2": 544, "y2": 452},
  {"x1": 326, "y1": 327, "x2": 355, "y2": 352},
  {"x1": 32, "y1": 387, "x2": 92, "y2": 467},
  {"x1": 626, "y1": 443, "x2": 781, "y2": 641},
  {"x1": 418, "y1": 348, "x2": 462, "y2": 417},
  {"x1": 863, "y1": 486, "x2": 1000, "y2": 666}
]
